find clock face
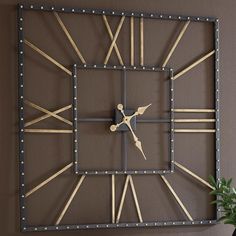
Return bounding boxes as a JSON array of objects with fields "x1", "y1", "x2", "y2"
[
  {"x1": 18, "y1": 3, "x2": 220, "y2": 232},
  {"x1": 76, "y1": 67, "x2": 174, "y2": 174}
]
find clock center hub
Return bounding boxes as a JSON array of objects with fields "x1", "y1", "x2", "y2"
[{"x1": 114, "y1": 108, "x2": 136, "y2": 131}]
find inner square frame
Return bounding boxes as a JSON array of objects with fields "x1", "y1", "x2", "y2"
[
  {"x1": 74, "y1": 65, "x2": 175, "y2": 175},
  {"x1": 17, "y1": 3, "x2": 220, "y2": 232}
]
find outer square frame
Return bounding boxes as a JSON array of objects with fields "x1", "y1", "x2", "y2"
[
  {"x1": 17, "y1": 3, "x2": 220, "y2": 232},
  {"x1": 74, "y1": 65, "x2": 175, "y2": 175}
]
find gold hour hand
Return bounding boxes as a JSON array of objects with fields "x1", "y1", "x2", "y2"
[
  {"x1": 135, "y1": 103, "x2": 152, "y2": 116},
  {"x1": 110, "y1": 120, "x2": 124, "y2": 132}
]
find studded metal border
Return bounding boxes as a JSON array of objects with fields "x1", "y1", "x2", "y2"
[
  {"x1": 72, "y1": 65, "x2": 79, "y2": 174},
  {"x1": 74, "y1": 65, "x2": 174, "y2": 175},
  {"x1": 214, "y1": 18, "x2": 221, "y2": 220},
  {"x1": 17, "y1": 3, "x2": 220, "y2": 232}
]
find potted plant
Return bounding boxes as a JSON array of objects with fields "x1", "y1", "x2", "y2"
[{"x1": 209, "y1": 176, "x2": 236, "y2": 235}]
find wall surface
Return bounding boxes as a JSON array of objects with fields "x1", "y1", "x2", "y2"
[{"x1": 1, "y1": 0, "x2": 236, "y2": 235}]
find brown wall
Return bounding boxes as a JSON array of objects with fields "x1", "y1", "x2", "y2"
[{"x1": 1, "y1": 0, "x2": 236, "y2": 235}]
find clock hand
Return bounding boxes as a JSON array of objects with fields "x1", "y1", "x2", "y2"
[
  {"x1": 110, "y1": 120, "x2": 125, "y2": 132},
  {"x1": 125, "y1": 121, "x2": 147, "y2": 160},
  {"x1": 133, "y1": 103, "x2": 152, "y2": 117},
  {"x1": 117, "y1": 104, "x2": 126, "y2": 118},
  {"x1": 114, "y1": 103, "x2": 150, "y2": 160}
]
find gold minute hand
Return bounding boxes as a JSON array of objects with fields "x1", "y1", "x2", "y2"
[{"x1": 125, "y1": 121, "x2": 147, "y2": 160}]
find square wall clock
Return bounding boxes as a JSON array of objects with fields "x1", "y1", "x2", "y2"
[{"x1": 17, "y1": 3, "x2": 220, "y2": 232}]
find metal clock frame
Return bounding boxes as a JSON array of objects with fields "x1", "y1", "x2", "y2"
[
  {"x1": 74, "y1": 65, "x2": 174, "y2": 175},
  {"x1": 17, "y1": 3, "x2": 220, "y2": 232}
]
